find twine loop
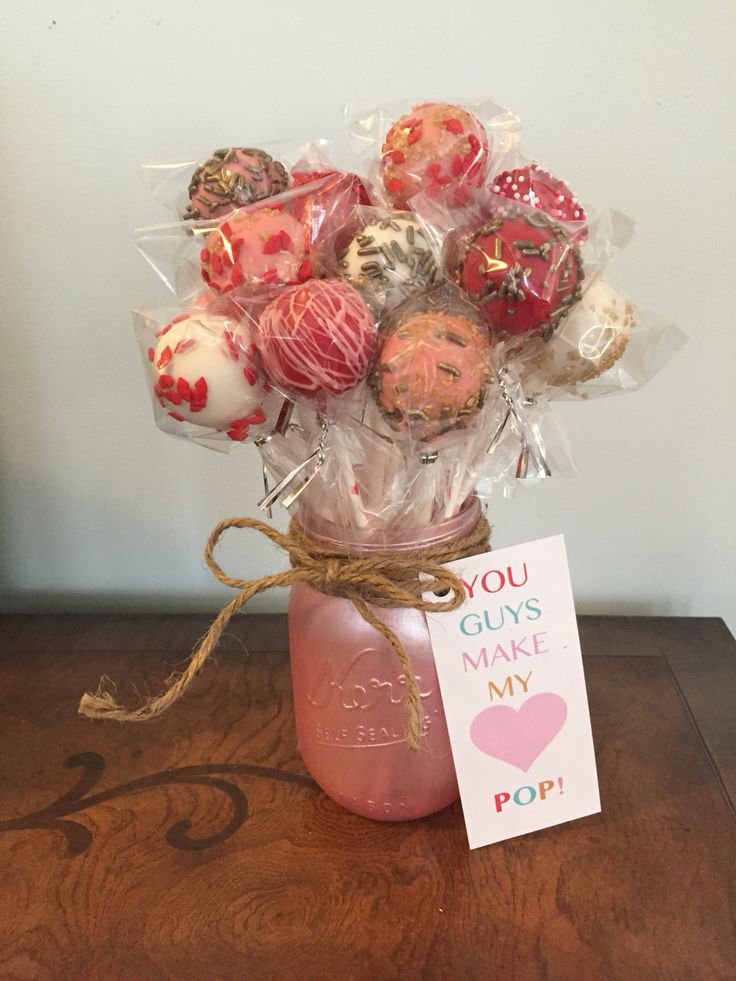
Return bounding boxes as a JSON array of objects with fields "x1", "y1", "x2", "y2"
[{"x1": 79, "y1": 510, "x2": 490, "y2": 750}]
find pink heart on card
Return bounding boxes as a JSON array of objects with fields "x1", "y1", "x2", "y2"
[{"x1": 470, "y1": 693, "x2": 568, "y2": 772}]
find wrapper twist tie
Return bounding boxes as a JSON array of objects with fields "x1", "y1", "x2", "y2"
[{"x1": 79, "y1": 513, "x2": 491, "y2": 751}]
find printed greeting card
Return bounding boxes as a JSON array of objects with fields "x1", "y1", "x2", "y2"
[{"x1": 425, "y1": 535, "x2": 600, "y2": 849}]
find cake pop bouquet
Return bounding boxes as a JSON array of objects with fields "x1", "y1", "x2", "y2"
[{"x1": 81, "y1": 99, "x2": 682, "y2": 823}]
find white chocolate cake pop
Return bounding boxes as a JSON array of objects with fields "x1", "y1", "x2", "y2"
[
  {"x1": 149, "y1": 313, "x2": 270, "y2": 441},
  {"x1": 337, "y1": 215, "x2": 438, "y2": 302},
  {"x1": 518, "y1": 280, "x2": 635, "y2": 395}
]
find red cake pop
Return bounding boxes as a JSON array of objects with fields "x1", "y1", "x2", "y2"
[
  {"x1": 200, "y1": 208, "x2": 312, "y2": 294},
  {"x1": 380, "y1": 102, "x2": 489, "y2": 209},
  {"x1": 291, "y1": 166, "x2": 371, "y2": 206},
  {"x1": 454, "y1": 208, "x2": 584, "y2": 339},
  {"x1": 184, "y1": 147, "x2": 289, "y2": 221},
  {"x1": 256, "y1": 280, "x2": 378, "y2": 399},
  {"x1": 490, "y1": 163, "x2": 587, "y2": 225}
]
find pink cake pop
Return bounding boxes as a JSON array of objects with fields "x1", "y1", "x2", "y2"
[
  {"x1": 149, "y1": 313, "x2": 270, "y2": 441},
  {"x1": 184, "y1": 147, "x2": 289, "y2": 221},
  {"x1": 200, "y1": 208, "x2": 312, "y2": 294},
  {"x1": 380, "y1": 103, "x2": 489, "y2": 209},
  {"x1": 490, "y1": 163, "x2": 587, "y2": 226},
  {"x1": 256, "y1": 280, "x2": 378, "y2": 400},
  {"x1": 370, "y1": 309, "x2": 493, "y2": 441}
]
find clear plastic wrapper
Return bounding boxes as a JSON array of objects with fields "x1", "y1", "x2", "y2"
[
  {"x1": 348, "y1": 98, "x2": 521, "y2": 211},
  {"x1": 252, "y1": 283, "x2": 563, "y2": 542},
  {"x1": 134, "y1": 172, "x2": 366, "y2": 303},
  {"x1": 318, "y1": 205, "x2": 440, "y2": 313},
  {"x1": 249, "y1": 278, "x2": 380, "y2": 406},
  {"x1": 289, "y1": 142, "x2": 374, "y2": 206},
  {"x1": 411, "y1": 184, "x2": 634, "y2": 341},
  {"x1": 141, "y1": 139, "x2": 339, "y2": 221},
  {"x1": 497, "y1": 280, "x2": 686, "y2": 401},
  {"x1": 133, "y1": 300, "x2": 285, "y2": 452},
  {"x1": 130, "y1": 96, "x2": 682, "y2": 533}
]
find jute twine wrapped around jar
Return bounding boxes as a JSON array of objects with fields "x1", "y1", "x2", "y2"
[{"x1": 79, "y1": 513, "x2": 491, "y2": 750}]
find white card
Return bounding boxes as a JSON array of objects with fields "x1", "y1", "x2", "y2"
[{"x1": 425, "y1": 534, "x2": 600, "y2": 849}]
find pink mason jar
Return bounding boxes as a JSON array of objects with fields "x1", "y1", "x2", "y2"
[{"x1": 288, "y1": 497, "x2": 481, "y2": 821}]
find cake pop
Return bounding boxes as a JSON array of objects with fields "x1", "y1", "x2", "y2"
[
  {"x1": 256, "y1": 280, "x2": 378, "y2": 399},
  {"x1": 150, "y1": 314, "x2": 270, "y2": 440},
  {"x1": 200, "y1": 208, "x2": 311, "y2": 293},
  {"x1": 518, "y1": 280, "x2": 634, "y2": 395},
  {"x1": 337, "y1": 215, "x2": 438, "y2": 302},
  {"x1": 454, "y1": 208, "x2": 584, "y2": 339},
  {"x1": 490, "y1": 163, "x2": 586, "y2": 225},
  {"x1": 380, "y1": 102, "x2": 489, "y2": 209},
  {"x1": 184, "y1": 147, "x2": 288, "y2": 221},
  {"x1": 370, "y1": 309, "x2": 493, "y2": 441}
]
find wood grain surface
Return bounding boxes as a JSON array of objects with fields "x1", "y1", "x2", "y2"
[{"x1": 0, "y1": 615, "x2": 734, "y2": 981}]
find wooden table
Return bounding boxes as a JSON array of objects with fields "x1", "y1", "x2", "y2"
[{"x1": 0, "y1": 615, "x2": 734, "y2": 980}]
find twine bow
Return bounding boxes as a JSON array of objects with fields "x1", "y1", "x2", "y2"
[{"x1": 79, "y1": 512, "x2": 491, "y2": 750}]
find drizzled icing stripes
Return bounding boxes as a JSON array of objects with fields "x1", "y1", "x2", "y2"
[{"x1": 257, "y1": 281, "x2": 377, "y2": 398}]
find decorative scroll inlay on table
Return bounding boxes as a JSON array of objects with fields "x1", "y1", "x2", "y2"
[{"x1": 0, "y1": 752, "x2": 318, "y2": 857}]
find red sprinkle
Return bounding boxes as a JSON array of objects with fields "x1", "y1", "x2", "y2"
[
  {"x1": 392, "y1": 150, "x2": 406, "y2": 164},
  {"x1": 174, "y1": 338, "x2": 195, "y2": 355},
  {"x1": 211, "y1": 253, "x2": 224, "y2": 276},
  {"x1": 352, "y1": 482, "x2": 359, "y2": 495},
  {"x1": 158, "y1": 374, "x2": 174, "y2": 389},
  {"x1": 168, "y1": 411, "x2": 186, "y2": 422},
  {"x1": 227, "y1": 428, "x2": 249, "y2": 442},
  {"x1": 230, "y1": 265, "x2": 244, "y2": 287},
  {"x1": 155, "y1": 324, "x2": 172, "y2": 337},
  {"x1": 246, "y1": 407, "x2": 266, "y2": 426},
  {"x1": 199, "y1": 248, "x2": 210, "y2": 263},
  {"x1": 191, "y1": 376, "x2": 208, "y2": 412},
  {"x1": 297, "y1": 259, "x2": 312, "y2": 282},
  {"x1": 220, "y1": 221, "x2": 233, "y2": 240},
  {"x1": 407, "y1": 128, "x2": 422, "y2": 145},
  {"x1": 147, "y1": 347, "x2": 155, "y2": 362},
  {"x1": 468, "y1": 134, "x2": 481, "y2": 153},
  {"x1": 261, "y1": 268, "x2": 280, "y2": 284},
  {"x1": 443, "y1": 118, "x2": 464, "y2": 135},
  {"x1": 426, "y1": 163, "x2": 441, "y2": 179},
  {"x1": 164, "y1": 390, "x2": 183, "y2": 405},
  {"x1": 176, "y1": 377, "x2": 192, "y2": 400},
  {"x1": 243, "y1": 366, "x2": 258, "y2": 387},
  {"x1": 201, "y1": 269, "x2": 211, "y2": 284},
  {"x1": 387, "y1": 178, "x2": 405, "y2": 194},
  {"x1": 222, "y1": 251, "x2": 233, "y2": 268},
  {"x1": 451, "y1": 154, "x2": 464, "y2": 177},
  {"x1": 223, "y1": 329, "x2": 239, "y2": 361},
  {"x1": 156, "y1": 346, "x2": 172, "y2": 369},
  {"x1": 263, "y1": 233, "x2": 284, "y2": 255},
  {"x1": 279, "y1": 230, "x2": 294, "y2": 252}
]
